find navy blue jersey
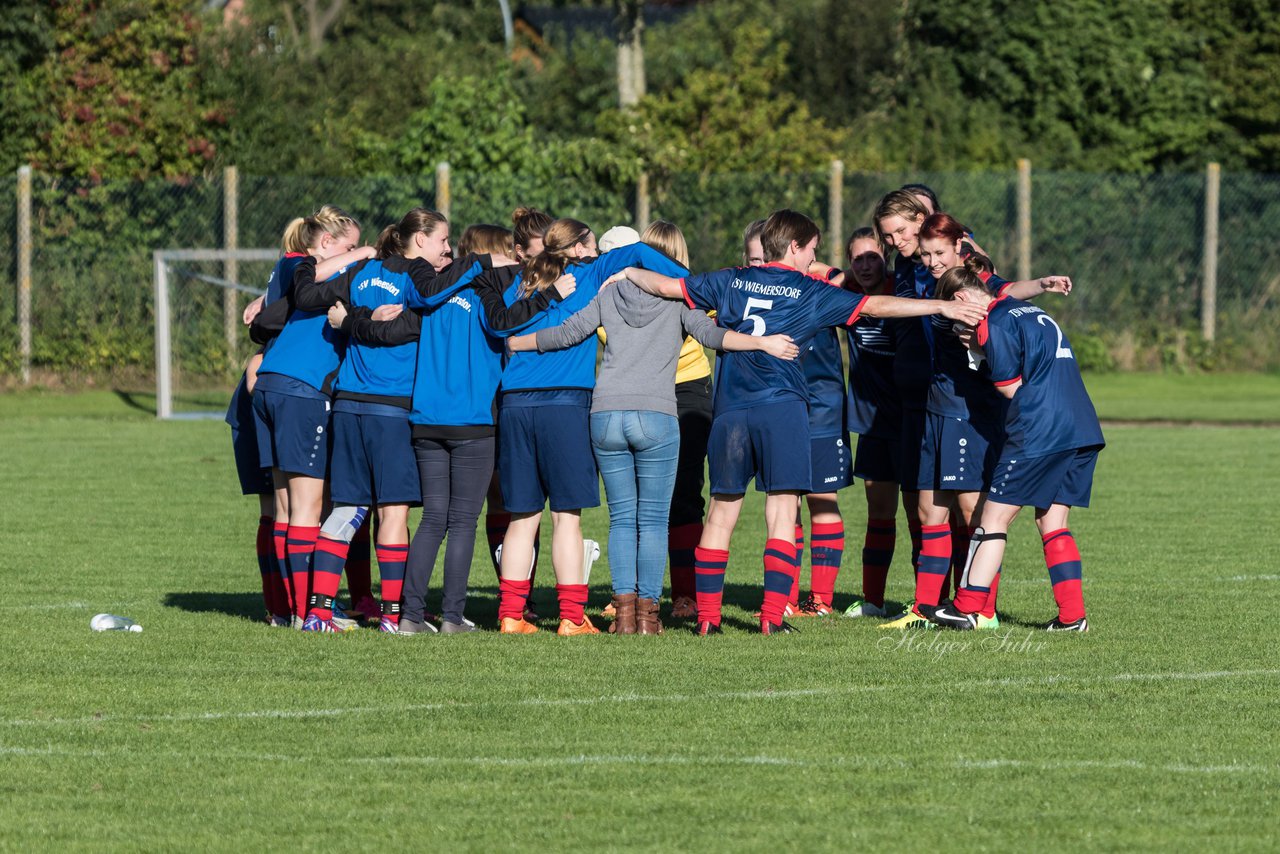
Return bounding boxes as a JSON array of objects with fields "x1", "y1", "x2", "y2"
[
  {"x1": 980, "y1": 297, "x2": 1104, "y2": 458},
  {"x1": 926, "y1": 271, "x2": 1008, "y2": 426},
  {"x1": 496, "y1": 243, "x2": 688, "y2": 393},
  {"x1": 256, "y1": 263, "x2": 346, "y2": 396},
  {"x1": 803, "y1": 325, "x2": 847, "y2": 438},
  {"x1": 681, "y1": 263, "x2": 867, "y2": 414},
  {"x1": 327, "y1": 258, "x2": 419, "y2": 403},
  {"x1": 890, "y1": 254, "x2": 935, "y2": 409},
  {"x1": 266, "y1": 253, "x2": 308, "y2": 305},
  {"x1": 845, "y1": 310, "x2": 900, "y2": 439}
]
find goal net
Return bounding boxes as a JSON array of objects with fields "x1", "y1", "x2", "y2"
[{"x1": 153, "y1": 249, "x2": 281, "y2": 420}]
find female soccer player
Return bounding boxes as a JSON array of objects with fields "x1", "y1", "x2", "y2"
[
  {"x1": 507, "y1": 221, "x2": 797, "y2": 635},
  {"x1": 620, "y1": 209, "x2": 988, "y2": 635},
  {"x1": 929, "y1": 262, "x2": 1103, "y2": 631},
  {"x1": 247, "y1": 206, "x2": 367, "y2": 626},
  {"x1": 490, "y1": 218, "x2": 690, "y2": 636}
]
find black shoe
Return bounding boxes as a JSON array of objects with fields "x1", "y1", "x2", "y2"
[
  {"x1": 1044, "y1": 616, "x2": 1089, "y2": 632},
  {"x1": 760, "y1": 620, "x2": 797, "y2": 635},
  {"x1": 440, "y1": 618, "x2": 478, "y2": 634},
  {"x1": 694, "y1": 620, "x2": 723, "y2": 636},
  {"x1": 931, "y1": 602, "x2": 978, "y2": 631}
]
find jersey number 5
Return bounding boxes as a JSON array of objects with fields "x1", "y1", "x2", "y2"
[
  {"x1": 1036, "y1": 314, "x2": 1074, "y2": 360},
  {"x1": 743, "y1": 297, "x2": 772, "y2": 336}
]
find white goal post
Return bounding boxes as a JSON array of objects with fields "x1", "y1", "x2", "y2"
[{"x1": 153, "y1": 248, "x2": 280, "y2": 420}]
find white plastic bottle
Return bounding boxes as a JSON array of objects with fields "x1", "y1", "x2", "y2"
[{"x1": 90, "y1": 613, "x2": 143, "y2": 633}]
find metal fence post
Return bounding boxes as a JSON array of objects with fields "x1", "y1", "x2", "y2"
[
  {"x1": 223, "y1": 165, "x2": 239, "y2": 358},
  {"x1": 154, "y1": 252, "x2": 172, "y2": 419},
  {"x1": 1016, "y1": 158, "x2": 1031, "y2": 282},
  {"x1": 1202, "y1": 162, "x2": 1220, "y2": 343},
  {"x1": 635, "y1": 171, "x2": 651, "y2": 231},
  {"x1": 435, "y1": 162, "x2": 451, "y2": 220},
  {"x1": 17, "y1": 165, "x2": 32, "y2": 385},
  {"x1": 828, "y1": 159, "x2": 844, "y2": 268}
]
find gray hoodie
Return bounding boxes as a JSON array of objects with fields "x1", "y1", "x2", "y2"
[{"x1": 534, "y1": 279, "x2": 725, "y2": 417}]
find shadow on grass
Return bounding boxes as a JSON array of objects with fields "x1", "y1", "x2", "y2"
[
  {"x1": 164, "y1": 591, "x2": 264, "y2": 623},
  {"x1": 114, "y1": 389, "x2": 157, "y2": 416}
]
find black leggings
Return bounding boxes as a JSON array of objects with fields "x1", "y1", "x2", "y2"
[
  {"x1": 670, "y1": 376, "x2": 713, "y2": 528},
  {"x1": 402, "y1": 436, "x2": 495, "y2": 624}
]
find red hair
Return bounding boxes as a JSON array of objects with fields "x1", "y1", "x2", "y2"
[{"x1": 919, "y1": 212, "x2": 968, "y2": 243}]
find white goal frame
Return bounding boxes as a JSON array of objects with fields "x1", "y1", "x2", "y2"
[{"x1": 153, "y1": 248, "x2": 280, "y2": 420}]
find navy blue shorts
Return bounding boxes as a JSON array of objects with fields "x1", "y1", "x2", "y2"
[
  {"x1": 498, "y1": 395, "x2": 599, "y2": 513},
  {"x1": 988, "y1": 446, "x2": 1101, "y2": 510},
  {"x1": 916, "y1": 411, "x2": 1000, "y2": 492},
  {"x1": 810, "y1": 433, "x2": 853, "y2": 493},
  {"x1": 854, "y1": 433, "x2": 900, "y2": 484},
  {"x1": 708, "y1": 400, "x2": 811, "y2": 495},
  {"x1": 329, "y1": 404, "x2": 421, "y2": 506},
  {"x1": 252, "y1": 389, "x2": 331, "y2": 478},
  {"x1": 898, "y1": 409, "x2": 927, "y2": 493},
  {"x1": 228, "y1": 380, "x2": 272, "y2": 496}
]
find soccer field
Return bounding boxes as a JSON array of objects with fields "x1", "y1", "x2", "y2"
[{"x1": 3, "y1": 383, "x2": 1279, "y2": 850}]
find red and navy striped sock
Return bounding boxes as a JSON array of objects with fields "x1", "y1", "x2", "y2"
[
  {"x1": 255, "y1": 516, "x2": 276, "y2": 615},
  {"x1": 789, "y1": 524, "x2": 805, "y2": 606},
  {"x1": 556, "y1": 583, "x2": 589, "y2": 624},
  {"x1": 913, "y1": 524, "x2": 951, "y2": 611},
  {"x1": 285, "y1": 526, "x2": 320, "y2": 619},
  {"x1": 309, "y1": 535, "x2": 349, "y2": 620},
  {"x1": 694, "y1": 546, "x2": 729, "y2": 626},
  {"x1": 272, "y1": 521, "x2": 290, "y2": 615},
  {"x1": 1043, "y1": 529, "x2": 1085, "y2": 623},
  {"x1": 908, "y1": 519, "x2": 923, "y2": 577},
  {"x1": 498, "y1": 577, "x2": 531, "y2": 621},
  {"x1": 667, "y1": 523, "x2": 701, "y2": 602},
  {"x1": 952, "y1": 582, "x2": 987, "y2": 615},
  {"x1": 861, "y1": 517, "x2": 896, "y2": 607},
  {"x1": 345, "y1": 518, "x2": 373, "y2": 606},
  {"x1": 761, "y1": 539, "x2": 799, "y2": 627},
  {"x1": 375, "y1": 543, "x2": 408, "y2": 624},
  {"x1": 809, "y1": 521, "x2": 844, "y2": 606},
  {"x1": 486, "y1": 511, "x2": 511, "y2": 579},
  {"x1": 945, "y1": 523, "x2": 973, "y2": 601}
]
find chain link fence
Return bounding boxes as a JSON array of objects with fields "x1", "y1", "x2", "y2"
[{"x1": 4, "y1": 166, "x2": 1278, "y2": 389}]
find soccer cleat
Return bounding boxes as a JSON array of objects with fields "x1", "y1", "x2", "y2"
[
  {"x1": 760, "y1": 620, "x2": 798, "y2": 635},
  {"x1": 378, "y1": 616, "x2": 401, "y2": 633},
  {"x1": 694, "y1": 620, "x2": 723, "y2": 636},
  {"x1": 301, "y1": 614, "x2": 340, "y2": 633},
  {"x1": 842, "y1": 598, "x2": 887, "y2": 619},
  {"x1": 500, "y1": 616, "x2": 539, "y2": 635},
  {"x1": 752, "y1": 602, "x2": 798, "y2": 619},
  {"x1": 291, "y1": 615, "x2": 306, "y2": 630},
  {"x1": 877, "y1": 604, "x2": 937, "y2": 630},
  {"x1": 795, "y1": 596, "x2": 836, "y2": 617},
  {"x1": 1044, "y1": 616, "x2": 1089, "y2": 632},
  {"x1": 267, "y1": 614, "x2": 292, "y2": 628},
  {"x1": 351, "y1": 595, "x2": 382, "y2": 624},
  {"x1": 976, "y1": 613, "x2": 1001, "y2": 630},
  {"x1": 329, "y1": 613, "x2": 360, "y2": 632},
  {"x1": 557, "y1": 617, "x2": 601, "y2": 636},
  {"x1": 931, "y1": 602, "x2": 978, "y2": 631},
  {"x1": 670, "y1": 596, "x2": 697, "y2": 619},
  {"x1": 523, "y1": 603, "x2": 540, "y2": 622}
]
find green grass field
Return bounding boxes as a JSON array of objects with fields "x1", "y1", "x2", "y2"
[{"x1": 2, "y1": 379, "x2": 1279, "y2": 850}]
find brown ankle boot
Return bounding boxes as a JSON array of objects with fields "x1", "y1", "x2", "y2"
[
  {"x1": 609, "y1": 593, "x2": 637, "y2": 634},
  {"x1": 636, "y1": 597, "x2": 663, "y2": 635}
]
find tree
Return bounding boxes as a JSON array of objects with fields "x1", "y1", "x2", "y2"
[{"x1": 0, "y1": 0, "x2": 55, "y2": 173}]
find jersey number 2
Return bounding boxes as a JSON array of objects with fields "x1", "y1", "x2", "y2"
[
  {"x1": 1036, "y1": 314, "x2": 1074, "y2": 359},
  {"x1": 743, "y1": 297, "x2": 772, "y2": 336}
]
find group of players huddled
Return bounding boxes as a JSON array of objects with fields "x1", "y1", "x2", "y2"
[{"x1": 226, "y1": 183, "x2": 1103, "y2": 637}]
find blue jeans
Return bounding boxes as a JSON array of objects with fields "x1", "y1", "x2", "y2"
[{"x1": 590, "y1": 410, "x2": 680, "y2": 601}]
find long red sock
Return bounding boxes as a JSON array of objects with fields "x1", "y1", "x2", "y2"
[
  {"x1": 376, "y1": 543, "x2": 408, "y2": 624},
  {"x1": 694, "y1": 546, "x2": 728, "y2": 626},
  {"x1": 285, "y1": 525, "x2": 320, "y2": 619},
  {"x1": 498, "y1": 578, "x2": 531, "y2": 621},
  {"x1": 1043, "y1": 529, "x2": 1085, "y2": 623},
  {"x1": 953, "y1": 583, "x2": 987, "y2": 615},
  {"x1": 761, "y1": 539, "x2": 799, "y2": 626},
  {"x1": 982, "y1": 567, "x2": 1002, "y2": 619},
  {"x1": 913, "y1": 523, "x2": 951, "y2": 611},
  {"x1": 861, "y1": 517, "x2": 895, "y2": 607},
  {"x1": 308, "y1": 535, "x2": 348, "y2": 620},
  {"x1": 789, "y1": 524, "x2": 805, "y2": 606},
  {"x1": 345, "y1": 518, "x2": 373, "y2": 605},
  {"x1": 556, "y1": 583, "x2": 589, "y2": 624},
  {"x1": 809, "y1": 521, "x2": 844, "y2": 606},
  {"x1": 668, "y1": 523, "x2": 701, "y2": 601},
  {"x1": 255, "y1": 516, "x2": 277, "y2": 616}
]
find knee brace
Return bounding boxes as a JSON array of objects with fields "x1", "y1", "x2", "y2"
[{"x1": 320, "y1": 505, "x2": 369, "y2": 544}]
